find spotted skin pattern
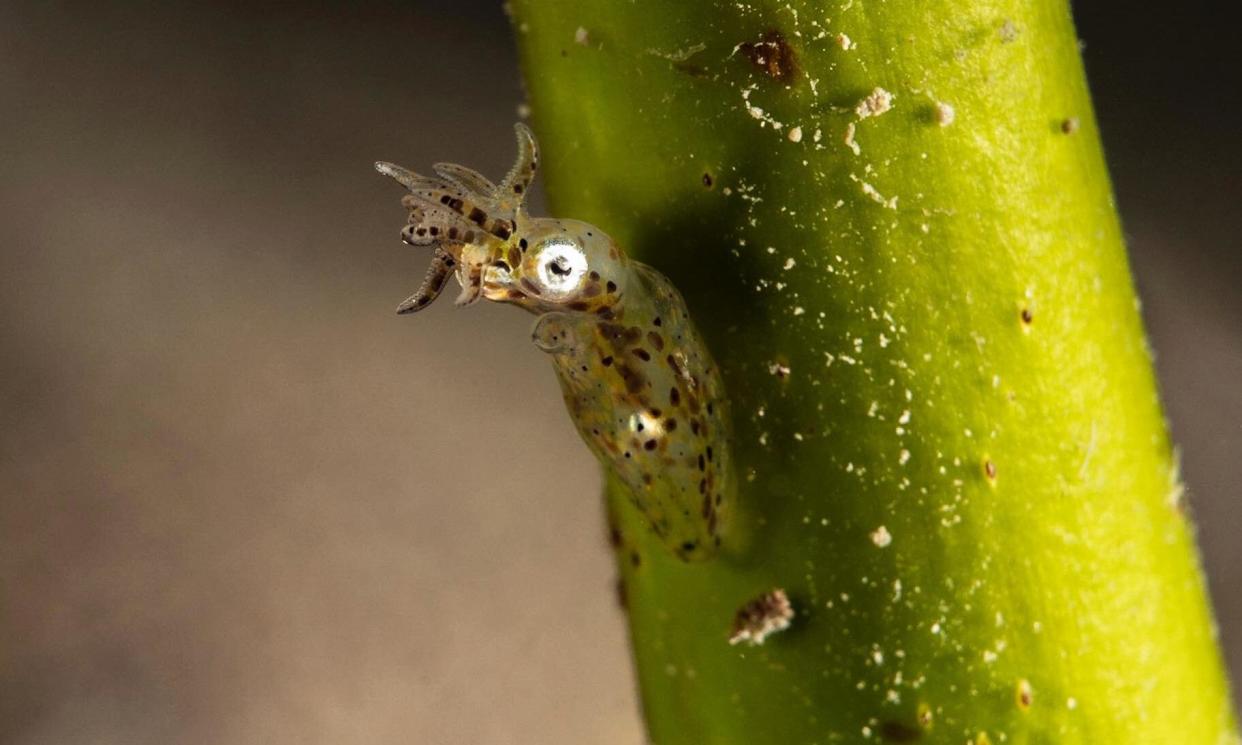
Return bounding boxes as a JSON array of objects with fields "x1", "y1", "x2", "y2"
[{"x1": 377, "y1": 124, "x2": 730, "y2": 561}]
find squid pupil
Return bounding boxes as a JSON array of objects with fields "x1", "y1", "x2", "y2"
[{"x1": 549, "y1": 258, "x2": 572, "y2": 277}]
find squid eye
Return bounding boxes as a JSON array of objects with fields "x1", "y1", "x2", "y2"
[{"x1": 533, "y1": 239, "x2": 588, "y2": 299}]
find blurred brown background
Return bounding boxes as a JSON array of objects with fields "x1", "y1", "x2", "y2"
[{"x1": 1, "y1": 3, "x2": 1237, "y2": 743}]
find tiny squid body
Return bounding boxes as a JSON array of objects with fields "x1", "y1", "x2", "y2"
[{"x1": 376, "y1": 124, "x2": 730, "y2": 561}]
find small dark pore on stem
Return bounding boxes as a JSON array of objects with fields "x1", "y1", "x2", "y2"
[{"x1": 1016, "y1": 679, "x2": 1033, "y2": 709}]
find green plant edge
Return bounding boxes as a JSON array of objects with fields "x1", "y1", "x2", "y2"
[{"x1": 509, "y1": 1, "x2": 1238, "y2": 742}]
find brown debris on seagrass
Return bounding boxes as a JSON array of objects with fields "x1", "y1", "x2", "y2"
[{"x1": 729, "y1": 588, "x2": 794, "y2": 646}]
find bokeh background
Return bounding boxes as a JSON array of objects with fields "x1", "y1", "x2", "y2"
[{"x1": 1, "y1": 3, "x2": 1237, "y2": 743}]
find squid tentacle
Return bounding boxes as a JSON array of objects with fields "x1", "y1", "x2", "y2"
[
  {"x1": 395, "y1": 248, "x2": 457, "y2": 315},
  {"x1": 432, "y1": 162, "x2": 498, "y2": 201},
  {"x1": 496, "y1": 123, "x2": 538, "y2": 214}
]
